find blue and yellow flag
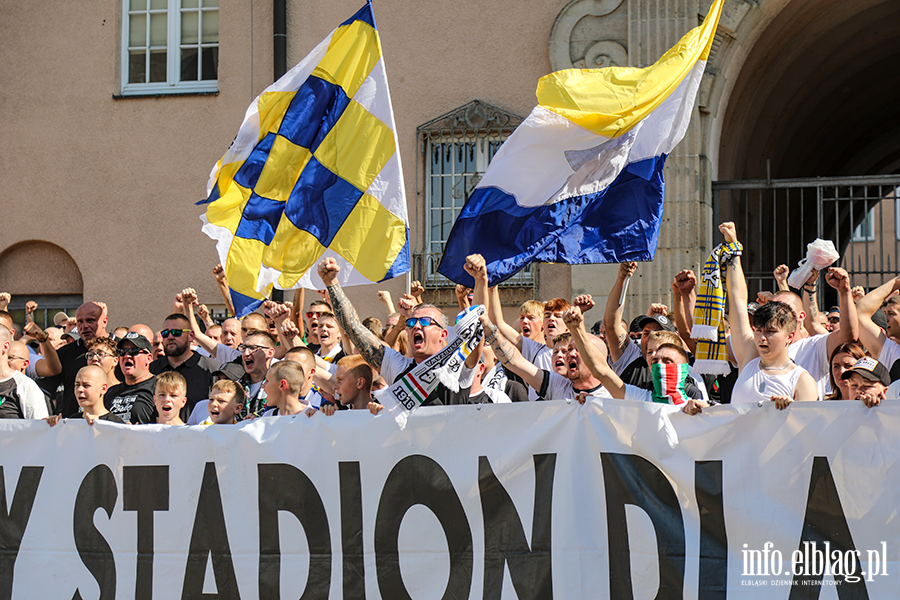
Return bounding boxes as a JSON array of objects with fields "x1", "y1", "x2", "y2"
[{"x1": 200, "y1": 2, "x2": 409, "y2": 316}]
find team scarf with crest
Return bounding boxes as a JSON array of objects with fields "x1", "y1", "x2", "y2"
[
  {"x1": 692, "y1": 241, "x2": 742, "y2": 374},
  {"x1": 375, "y1": 305, "x2": 485, "y2": 427}
]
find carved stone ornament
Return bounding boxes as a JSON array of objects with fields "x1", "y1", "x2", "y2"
[{"x1": 549, "y1": 0, "x2": 627, "y2": 71}]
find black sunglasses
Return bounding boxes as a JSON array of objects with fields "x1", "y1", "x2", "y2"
[{"x1": 160, "y1": 329, "x2": 189, "y2": 338}]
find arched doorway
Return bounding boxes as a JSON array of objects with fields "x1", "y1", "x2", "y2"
[
  {"x1": 709, "y1": 0, "x2": 900, "y2": 297},
  {"x1": 0, "y1": 241, "x2": 84, "y2": 328}
]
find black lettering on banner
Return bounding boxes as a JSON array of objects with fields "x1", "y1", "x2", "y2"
[
  {"x1": 600, "y1": 453, "x2": 685, "y2": 600},
  {"x1": 695, "y1": 461, "x2": 727, "y2": 599},
  {"x1": 788, "y1": 456, "x2": 869, "y2": 599},
  {"x1": 479, "y1": 454, "x2": 556, "y2": 600},
  {"x1": 0, "y1": 466, "x2": 42, "y2": 600},
  {"x1": 181, "y1": 462, "x2": 240, "y2": 600},
  {"x1": 123, "y1": 466, "x2": 168, "y2": 600},
  {"x1": 374, "y1": 455, "x2": 473, "y2": 600},
  {"x1": 339, "y1": 462, "x2": 365, "y2": 600},
  {"x1": 258, "y1": 463, "x2": 331, "y2": 600},
  {"x1": 72, "y1": 465, "x2": 117, "y2": 600}
]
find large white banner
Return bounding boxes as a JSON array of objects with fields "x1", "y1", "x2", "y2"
[{"x1": 1, "y1": 399, "x2": 898, "y2": 599}]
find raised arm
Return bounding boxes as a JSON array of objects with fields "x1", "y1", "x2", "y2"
[
  {"x1": 290, "y1": 288, "x2": 305, "y2": 339},
  {"x1": 463, "y1": 254, "x2": 489, "y2": 310},
  {"x1": 212, "y1": 264, "x2": 236, "y2": 317},
  {"x1": 720, "y1": 222, "x2": 756, "y2": 368},
  {"x1": 23, "y1": 323, "x2": 62, "y2": 377},
  {"x1": 480, "y1": 314, "x2": 544, "y2": 392},
  {"x1": 672, "y1": 270, "x2": 697, "y2": 353},
  {"x1": 604, "y1": 261, "x2": 637, "y2": 363},
  {"x1": 376, "y1": 290, "x2": 396, "y2": 315},
  {"x1": 181, "y1": 289, "x2": 218, "y2": 356},
  {"x1": 773, "y1": 264, "x2": 790, "y2": 293},
  {"x1": 800, "y1": 269, "x2": 828, "y2": 336},
  {"x1": 318, "y1": 258, "x2": 385, "y2": 370},
  {"x1": 563, "y1": 306, "x2": 625, "y2": 399},
  {"x1": 855, "y1": 276, "x2": 898, "y2": 358},
  {"x1": 823, "y1": 267, "x2": 858, "y2": 358}
]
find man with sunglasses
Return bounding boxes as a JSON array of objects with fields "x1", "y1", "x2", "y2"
[
  {"x1": 149, "y1": 313, "x2": 221, "y2": 419},
  {"x1": 318, "y1": 258, "x2": 478, "y2": 406},
  {"x1": 105, "y1": 332, "x2": 157, "y2": 424},
  {"x1": 304, "y1": 300, "x2": 332, "y2": 353}
]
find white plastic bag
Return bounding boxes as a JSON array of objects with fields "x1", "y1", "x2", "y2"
[{"x1": 787, "y1": 239, "x2": 840, "y2": 289}]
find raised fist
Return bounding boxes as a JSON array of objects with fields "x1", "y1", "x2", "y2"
[
  {"x1": 573, "y1": 294, "x2": 595, "y2": 313},
  {"x1": 562, "y1": 306, "x2": 584, "y2": 328},
  {"x1": 317, "y1": 257, "x2": 340, "y2": 286},
  {"x1": 618, "y1": 261, "x2": 637, "y2": 279},
  {"x1": 464, "y1": 254, "x2": 487, "y2": 280},
  {"x1": 825, "y1": 267, "x2": 850, "y2": 293},
  {"x1": 212, "y1": 264, "x2": 227, "y2": 283},
  {"x1": 647, "y1": 303, "x2": 668, "y2": 317},
  {"x1": 773, "y1": 264, "x2": 789, "y2": 284},
  {"x1": 674, "y1": 270, "x2": 697, "y2": 296},
  {"x1": 180, "y1": 288, "x2": 199, "y2": 306},
  {"x1": 718, "y1": 222, "x2": 737, "y2": 243}
]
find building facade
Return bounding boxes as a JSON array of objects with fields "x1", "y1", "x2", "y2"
[{"x1": 2, "y1": 0, "x2": 898, "y2": 328}]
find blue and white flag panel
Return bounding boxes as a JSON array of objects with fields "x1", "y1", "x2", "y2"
[
  {"x1": 200, "y1": 3, "x2": 409, "y2": 316},
  {"x1": 438, "y1": 0, "x2": 723, "y2": 287}
]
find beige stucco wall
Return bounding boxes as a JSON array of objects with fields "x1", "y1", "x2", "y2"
[{"x1": 3, "y1": 0, "x2": 896, "y2": 331}]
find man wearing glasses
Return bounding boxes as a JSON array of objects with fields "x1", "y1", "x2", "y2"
[
  {"x1": 236, "y1": 330, "x2": 278, "y2": 419},
  {"x1": 317, "y1": 258, "x2": 476, "y2": 406},
  {"x1": 149, "y1": 313, "x2": 221, "y2": 419},
  {"x1": 0, "y1": 326, "x2": 48, "y2": 419},
  {"x1": 105, "y1": 332, "x2": 157, "y2": 424}
]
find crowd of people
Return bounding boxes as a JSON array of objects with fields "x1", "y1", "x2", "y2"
[{"x1": 1, "y1": 221, "x2": 898, "y2": 427}]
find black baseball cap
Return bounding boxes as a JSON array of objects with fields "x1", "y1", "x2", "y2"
[
  {"x1": 841, "y1": 357, "x2": 890, "y2": 387},
  {"x1": 632, "y1": 313, "x2": 676, "y2": 333},
  {"x1": 117, "y1": 332, "x2": 152, "y2": 351}
]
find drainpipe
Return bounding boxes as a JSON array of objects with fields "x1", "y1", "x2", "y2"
[
  {"x1": 274, "y1": 0, "x2": 287, "y2": 80},
  {"x1": 271, "y1": 0, "x2": 287, "y2": 302}
]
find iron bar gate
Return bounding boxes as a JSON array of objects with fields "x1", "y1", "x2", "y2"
[{"x1": 713, "y1": 174, "x2": 900, "y2": 308}]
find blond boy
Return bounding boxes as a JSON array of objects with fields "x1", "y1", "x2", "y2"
[
  {"x1": 154, "y1": 371, "x2": 187, "y2": 426},
  {"x1": 262, "y1": 360, "x2": 334, "y2": 417},
  {"x1": 202, "y1": 380, "x2": 245, "y2": 425},
  {"x1": 334, "y1": 355, "x2": 373, "y2": 410}
]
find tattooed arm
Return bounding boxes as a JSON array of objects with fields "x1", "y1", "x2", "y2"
[
  {"x1": 801, "y1": 269, "x2": 828, "y2": 336},
  {"x1": 318, "y1": 258, "x2": 385, "y2": 370},
  {"x1": 479, "y1": 314, "x2": 544, "y2": 392}
]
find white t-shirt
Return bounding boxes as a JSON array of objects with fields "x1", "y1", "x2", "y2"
[
  {"x1": 624, "y1": 384, "x2": 655, "y2": 403},
  {"x1": 521, "y1": 337, "x2": 552, "y2": 402},
  {"x1": 789, "y1": 334, "x2": 829, "y2": 395},
  {"x1": 380, "y1": 347, "x2": 476, "y2": 395},
  {"x1": 885, "y1": 379, "x2": 900, "y2": 399},
  {"x1": 0, "y1": 371, "x2": 49, "y2": 419},
  {"x1": 538, "y1": 369, "x2": 612, "y2": 401},
  {"x1": 878, "y1": 338, "x2": 900, "y2": 372},
  {"x1": 215, "y1": 343, "x2": 241, "y2": 364},
  {"x1": 611, "y1": 340, "x2": 642, "y2": 376}
]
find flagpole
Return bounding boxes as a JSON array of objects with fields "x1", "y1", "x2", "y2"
[{"x1": 619, "y1": 274, "x2": 631, "y2": 307}]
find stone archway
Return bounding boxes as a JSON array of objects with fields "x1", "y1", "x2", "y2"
[
  {"x1": 701, "y1": 0, "x2": 900, "y2": 292},
  {"x1": 0, "y1": 241, "x2": 84, "y2": 327}
]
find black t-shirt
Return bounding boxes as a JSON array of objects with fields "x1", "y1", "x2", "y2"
[
  {"x1": 105, "y1": 377, "x2": 157, "y2": 424},
  {"x1": 504, "y1": 380, "x2": 530, "y2": 403},
  {"x1": 97, "y1": 412, "x2": 125, "y2": 424},
  {"x1": 620, "y1": 356, "x2": 704, "y2": 399},
  {"x1": 150, "y1": 352, "x2": 221, "y2": 418},
  {"x1": 55, "y1": 339, "x2": 89, "y2": 418},
  {"x1": 0, "y1": 375, "x2": 26, "y2": 419}
]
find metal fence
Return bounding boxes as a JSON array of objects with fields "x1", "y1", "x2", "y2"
[{"x1": 713, "y1": 174, "x2": 900, "y2": 307}]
